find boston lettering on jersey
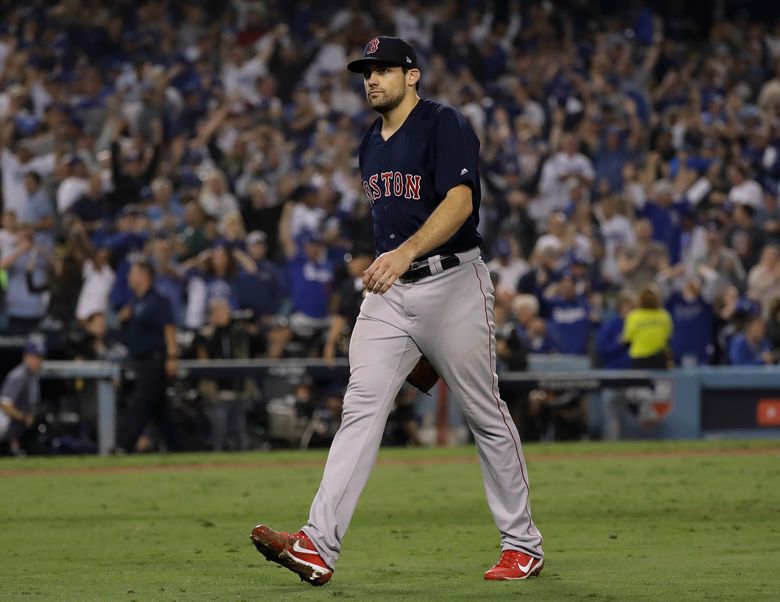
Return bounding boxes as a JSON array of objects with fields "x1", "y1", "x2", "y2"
[
  {"x1": 362, "y1": 172, "x2": 422, "y2": 201},
  {"x1": 357, "y1": 98, "x2": 483, "y2": 257}
]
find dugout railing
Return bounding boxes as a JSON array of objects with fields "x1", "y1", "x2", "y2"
[{"x1": 35, "y1": 357, "x2": 780, "y2": 455}]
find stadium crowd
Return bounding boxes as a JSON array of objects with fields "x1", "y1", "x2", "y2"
[{"x1": 2, "y1": 0, "x2": 780, "y2": 383}]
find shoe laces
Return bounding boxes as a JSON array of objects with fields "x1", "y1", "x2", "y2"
[
  {"x1": 495, "y1": 550, "x2": 523, "y2": 569},
  {"x1": 290, "y1": 531, "x2": 310, "y2": 546}
]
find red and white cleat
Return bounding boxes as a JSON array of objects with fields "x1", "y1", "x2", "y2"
[
  {"x1": 484, "y1": 549, "x2": 544, "y2": 581},
  {"x1": 250, "y1": 524, "x2": 333, "y2": 586}
]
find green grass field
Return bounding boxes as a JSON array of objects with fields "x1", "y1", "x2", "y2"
[{"x1": 2, "y1": 439, "x2": 779, "y2": 601}]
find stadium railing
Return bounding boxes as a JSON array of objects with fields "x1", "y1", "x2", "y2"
[{"x1": 36, "y1": 356, "x2": 780, "y2": 455}]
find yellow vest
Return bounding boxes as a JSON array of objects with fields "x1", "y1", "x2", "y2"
[{"x1": 622, "y1": 308, "x2": 673, "y2": 358}]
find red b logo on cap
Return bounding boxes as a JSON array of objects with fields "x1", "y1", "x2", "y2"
[{"x1": 366, "y1": 38, "x2": 380, "y2": 54}]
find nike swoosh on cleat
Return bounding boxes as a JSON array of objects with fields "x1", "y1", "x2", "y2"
[
  {"x1": 517, "y1": 558, "x2": 534, "y2": 573},
  {"x1": 292, "y1": 540, "x2": 321, "y2": 555}
]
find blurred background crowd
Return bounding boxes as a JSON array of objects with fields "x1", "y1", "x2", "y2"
[{"x1": 2, "y1": 0, "x2": 780, "y2": 451}]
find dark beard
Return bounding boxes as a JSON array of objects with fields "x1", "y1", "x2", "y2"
[{"x1": 368, "y1": 89, "x2": 405, "y2": 114}]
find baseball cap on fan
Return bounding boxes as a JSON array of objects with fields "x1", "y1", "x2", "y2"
[
  {"x1": 347, "y1": 36, "x2": 419, "y2": 73},
  {"x1": 23, "y1": 337, "x2": 46, "y2": 357}
]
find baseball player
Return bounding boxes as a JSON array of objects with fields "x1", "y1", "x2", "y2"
[{"x1": 251, "y1": 36, "x2": 543, "y2": 585}]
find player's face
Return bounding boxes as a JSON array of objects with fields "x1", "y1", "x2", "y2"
[{"x1": 363, "y1": 64, "x2": 408, "y2": 113}]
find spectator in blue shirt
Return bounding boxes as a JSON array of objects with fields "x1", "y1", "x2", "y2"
[
  {"x1": 149, "y1": 236, "x2": 185, "y2": 324},
  {"x1": 283, "y1": 231, "x2": 334, "y2": 346},
  {"x1": 595, "y1": 291, "x2": 635, "y2": 369},
  {"x1": 144, "y1": 177, "x2": 185, "y2": 234},
  {"x1": 636, "y1": 179, "x2": 684, "y2": 264},
  {"x1": 517, "y1": 244, "x2": 561, "y2": 307},
  {"x1": 546, "y1": 271, "x2": 591, "y2": 355},
  {"x1": 728, "y1": 316, "x2": 775, "y2": 366},
  {"x1": 106, "y1": 208, "x2": 151, "y2": 311},
  {"x1": 525, "y1": 317, "x2": 559, "y2": 354},
  {"x1": 200, "y1": 243, "x2": 243, "y2": 309},
  {"x1": 0, "y1": 230, "x2": 48, "y2": 335},
  {"x1": 594, "y1": 291, "x2": 637, "y2": 440},
  {"x1": 593, "y1": 122, "x2": 640, "y2": 193},
  {"x1": 237, "y1": 230, "x2": 285, "y2": 320},
  {"x1": 665, "y1": 276, "x2": 715, "y2": 366},
  {"x1": 19, "y1": 172, "x2": 55, "y2": 252},
  {"x1": 67, "y1": 174, "x2": 111, "y2": 241},
  {"x1": 182, "y1": 242, "x2": 258, "y2": 329}
]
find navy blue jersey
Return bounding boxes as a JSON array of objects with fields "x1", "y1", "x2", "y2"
[
  {"x1": 124, "y1": 288, "x2": 175, "y2": 358},
  {"x1": 358, "y1": 98, "x2": 483, "y2": 258}
]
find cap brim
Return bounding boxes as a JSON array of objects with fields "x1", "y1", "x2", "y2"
[{"x1": 347, "y1": 57, "x2": 403, "y2": 73}]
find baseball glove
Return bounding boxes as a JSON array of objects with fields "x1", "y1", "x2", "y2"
[{"x1": 405, "y1": 356, "x2": 440, "y2": 393}]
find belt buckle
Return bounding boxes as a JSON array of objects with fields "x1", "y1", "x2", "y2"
[
  {"x1": 400, "y1": 261, "x2": 429, "y2": 284},
  {"x1": 401, "y1": 255, "x2": 460, "y2": 284}
]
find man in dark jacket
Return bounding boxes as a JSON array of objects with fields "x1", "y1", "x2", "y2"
[{"x1": 117, "y1": 257, "x2": 179, "y2": 452}]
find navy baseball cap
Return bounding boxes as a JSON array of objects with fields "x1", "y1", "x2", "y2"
[
  {"x1": 24, "y1": 338, "x2": 46, "y2": 357},
  {"x1": 347, "y1": 36, "x2": 419, "y2": 73}
]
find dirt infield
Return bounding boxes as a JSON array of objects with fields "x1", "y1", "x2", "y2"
[{"x1": 2, "y1": 445, "x2": 778, "y2": 478}]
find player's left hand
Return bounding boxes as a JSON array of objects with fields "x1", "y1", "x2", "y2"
[{"x1": 363, "y1": 248, "x2": 415, "y2": 294}]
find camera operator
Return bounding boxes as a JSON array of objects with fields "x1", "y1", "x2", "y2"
[
  {"x1": 0, "y1": 338, "x2": 45, "y2": 457},
  {"x1": 194, "y1": 297, "x2": 256, "y2": 450}
]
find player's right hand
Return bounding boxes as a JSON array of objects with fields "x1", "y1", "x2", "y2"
[{"x1": 363, "y1": 248, "x2": 414, "y2": 295}]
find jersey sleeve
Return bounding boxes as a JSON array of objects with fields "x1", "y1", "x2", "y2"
[{"x1": 433, "y1": 106, "x2": 479, "y2": 199}]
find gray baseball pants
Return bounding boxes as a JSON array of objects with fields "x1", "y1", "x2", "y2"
[{"x1": 302, "y1": 248, "x2": 543, "y2": 568}]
